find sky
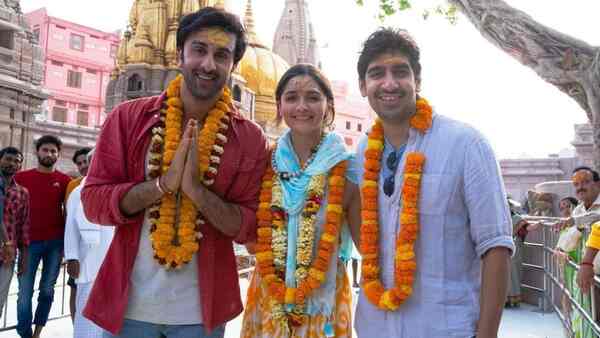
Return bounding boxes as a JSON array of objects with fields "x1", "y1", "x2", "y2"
[{"x1": 19, "y1": 0, "x2": 600, "y2": 159}]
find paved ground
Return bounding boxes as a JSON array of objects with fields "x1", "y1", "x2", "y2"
[{"x1": 0, "y1": 276, "x2": 566, "y2": 338}]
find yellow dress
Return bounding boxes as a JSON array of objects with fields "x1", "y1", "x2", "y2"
[{"x1": 241, "y1": 260, "x2": 352, "y2": 338}]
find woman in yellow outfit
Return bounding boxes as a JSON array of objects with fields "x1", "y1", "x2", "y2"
[{"x1": 241, "y1": 64, "x2": 361, "y2": 338}]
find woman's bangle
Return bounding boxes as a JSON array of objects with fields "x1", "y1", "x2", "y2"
[{"x1": 580, "y1": 261, "x2": 594, "y2": 267}]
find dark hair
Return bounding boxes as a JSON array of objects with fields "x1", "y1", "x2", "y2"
[
  {"x1": 560, "y1": 196, "x2": 578, "y2": 207},
  {"x1": 0, "y1": 146, "x2": 23, "y2": 161},
  {"x1": 275, "y1": 63, "x2": 336, "y2": 129},
  {"x1": 35, "y1": 135, "x2": 62, "y2": 152},
  {"x1": 357, "y1": 27, "x2": 422, "y2": 83},
  {"x1": 177, "y1": 7, "x2": 247, "y2": 65},
  {"x1": 72, "y1": 147, "x2": 92, "y2": 164},
  {"x1": 572, "y1": 166, "x2": 600, "y2": 182}
]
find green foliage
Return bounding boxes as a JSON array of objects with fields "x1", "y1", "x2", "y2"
[{"x1": 355, "y1": 0, "x2": 458, "y2": 24}]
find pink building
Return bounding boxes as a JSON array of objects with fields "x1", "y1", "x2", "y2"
[
  {"x1": 25, "y1": 8, "x2": 119, "y2": 127},
  {"x1": 331, "y1": 80, "x2": 373, "y2": 149}
]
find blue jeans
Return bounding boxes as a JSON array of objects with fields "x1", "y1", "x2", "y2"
[
  {"x1": 16, "y1": 239, "x2": 63, "y2": 338},
  {"x1": 103, "y1": 319, "x2": 225, "y2": 338}
]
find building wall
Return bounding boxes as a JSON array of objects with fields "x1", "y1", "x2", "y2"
[
  {"x1": 0, "y1": 2, "x2": 48, "y2": 164},
  {"x1": 25, "y1": 8, "x2": 118, "y2": 128},
  {"x1": 331, "y1": 80, "x2": 372, "y2": 149}
]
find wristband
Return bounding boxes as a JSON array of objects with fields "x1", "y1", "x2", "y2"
[{"x1": 581, "y1": 261, "x2": 594, "y2": 267}]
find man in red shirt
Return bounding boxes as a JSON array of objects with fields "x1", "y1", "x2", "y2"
[
  {"x1": 0, "y1": 147, "x2": 30, "y2": 320},
  {"x1": 81, "y1": 7, "x2": 268, "y2": 338},
  {"x1": 15, "y1": 135, "x2": 71, "y2": 338}
]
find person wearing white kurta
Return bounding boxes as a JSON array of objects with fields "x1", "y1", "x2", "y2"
[{"x1": 64, "y1": 178, "x2": 114, "y2": 338}]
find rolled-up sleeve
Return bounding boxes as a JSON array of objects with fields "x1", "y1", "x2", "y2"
[
  {"x1": 463, "y1": 137, "x2": 515, "y2": 257},
  {"x1": 82, "y1": 104, "x2": 145, "y2": 227}
]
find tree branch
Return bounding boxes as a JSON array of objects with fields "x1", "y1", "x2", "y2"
[{"x1": 449, "y1": 0, "x2": 599, "y2": 122}]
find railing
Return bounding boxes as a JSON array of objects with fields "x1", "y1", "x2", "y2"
[
  {"x1": 0, "y1": 253, "x2": 256, "y2": 332},
  {"x1": 0, "y1": 262, "x2": 71, "y2": 332},
  {"x1": 521, "y1": 215, "x2": 600, "y2": 337}
]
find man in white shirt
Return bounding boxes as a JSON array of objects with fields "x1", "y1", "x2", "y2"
[{"x1": 64, "y1": 150, "x2": 114, "y2": 338}]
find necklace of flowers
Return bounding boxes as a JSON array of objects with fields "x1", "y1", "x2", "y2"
[
  {"x1": 361, "y1": 97, "x2": 432, "y2": 311},
  {"x1": 256, "y1": 151, "x2": 348, "y2": 328},
  {"x1": 147, "y1": 74, "x2": 232, "y2": 269}
]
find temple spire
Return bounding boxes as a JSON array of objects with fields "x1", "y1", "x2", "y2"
[
  {"x1": 244, "y1": 0, "x2": 263, "y2": 47},
  {"x1": 273, "y1": 0, "x2": 320, "y2": 67}
]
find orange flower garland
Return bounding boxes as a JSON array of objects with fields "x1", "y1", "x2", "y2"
[
  {"x1": 147, "y1": 74, "x2": 232, "y2": 269},
  {"x1": 360, "y1": 97, "x2": 432, "y2": 311},
  {"x1": 255, "y1": 158, "x2": 348, "y2": 327}
]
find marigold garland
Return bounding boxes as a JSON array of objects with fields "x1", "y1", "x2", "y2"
[
  {"x1": 255, "y1": 156, "x2": 348, "y2": 328},
  {"x1": 147, "y1": 74, "x2": 232, "y2": 269},
  {"x1": 360, "y1": 97, "x2": 432, "y2": 311}
]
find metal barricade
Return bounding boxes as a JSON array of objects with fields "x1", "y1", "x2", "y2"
[
  {"x1": 0, "y1": 262, "x2": 71, "y2": 332},
  {"x1": 1, "y1": 257, "x2": 256, "y2": 333},
  {"x1": 521, "y1": 215, "x2": 600, "y2": 337}
]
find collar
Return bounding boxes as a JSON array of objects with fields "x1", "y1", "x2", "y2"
[{"x1": 583, "y1": 194, "x2": 600, "y2": 211}]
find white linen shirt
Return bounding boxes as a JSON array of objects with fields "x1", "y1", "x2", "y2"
[
  {"x1": 64, "y1": 178, "x2": 114, "y2": 284},
  {"x1": 354, "y1": 114, "x2": 515, "y2": 338}
]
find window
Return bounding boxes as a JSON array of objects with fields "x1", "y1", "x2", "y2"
[
  {"x1": 0, "y1": 30, "x2": 14, "y2": 49},
  {"x1": 55, "y1": 25, "x2": 66, "y2": 30},
  {"x1": 233, "y1": 85, "x2": 242, "y2": 102},
  {"x1": 55, "y1": 100, "x2": 67, "y2": 106},
  {"x1": 127, "y1": 74, "x2": 143, "y2": 92},
  {"x1": 79, "y1": 104, "x2": 89, "y2": 110},
  {"x1": 110, "y1": 44, "x2": 118, "y2": 58},
  {"x1": 67, "y1": 70, "x2": 82, "y2": 88},
  {"x1": 70, "y1": 34, "x2": 84, "y2": 51},
  {"x1": 86, "y1": 68, "x2": 97, "y2": 74},
  {"x1": 357, "y1": 123, "x2": 363, "y2": 132},
  {"x1": 52, "y1": 107, "x2": 67, "y2": 123},
  {"x1": 90, "y1": 35, "x2": 100, "y2": 39},
  {"x1": 77, "y1": 110, "x2": 89, "y2": 126},
  {"x1": 51, "y1": 60, "x2": 63, "y2": 67},
  {"x1": 345, "y1": 121, "x2": 351, "y2": 130},
  {"x1": 33, "y1": 28, "x2": 40, "y2": 42}
]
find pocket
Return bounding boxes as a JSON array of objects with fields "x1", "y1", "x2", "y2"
[{"x1": 418, "y1": 173, "x2": 455, "y2": 215}]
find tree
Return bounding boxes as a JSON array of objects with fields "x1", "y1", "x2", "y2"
[{"x1": 361, "y1": 0, "x2": 600, "y2": 168}]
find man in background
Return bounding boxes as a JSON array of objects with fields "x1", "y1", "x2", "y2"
[
  {"x1": 15, "y1": 135, "x2": 71, "y2": 338},
  {"x1": 0, "y1": 147, "x2": 30, "y2": 320},
  {"x1": 65, "y1": 148, "x2": 114, "y2": 337}
]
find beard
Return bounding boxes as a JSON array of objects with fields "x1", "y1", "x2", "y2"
[
  {"x1": 38, "y1": 156, "x2": 56, "y2": 168},
  {"x1": 181, "y1": 68, "x2": 227, "y2": 101}
]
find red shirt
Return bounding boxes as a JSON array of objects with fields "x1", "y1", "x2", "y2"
[
  {"x1": 81, "y1": 93, "x2": 269, "y2": 334},
  {"x1": 15, "y1": 169, "x2": 70, "y2": 241}
]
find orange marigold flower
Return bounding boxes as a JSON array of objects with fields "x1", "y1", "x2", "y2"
[
  {"x1": 361, "y1": 210, "x2": 377, "y2": 220},
  {"x1": 328, "y1": 193, "x2": 343, "y2": 204},
  {"x1": 365, "y1": 148, "x2": 382, "y2": 160},
  {"x1": 323, "y1": 223, "x2": 338, "y2": 235},
  {"x1": 329, "y1": 186, "x2": 344, "y2": 196},
  {"x1": 363, "y1": 170, "x2": 379, "y2": 181},
  {"x1": 364, "y1": 159, "x2": 381, "y2": 171},
  {"x1": 364, "y1": 281, "x2": 385, "y2": 304},
  {"x1": 363, "y1": 186, "x2": 378, "y2": 198},
  {"x1": 313, "y1": 257, "x2": 329, "y2": 271}
]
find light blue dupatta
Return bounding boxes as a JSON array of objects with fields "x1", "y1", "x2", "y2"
[{"x1": 274, "y1": 130, "x2": 358, "y2": 318}]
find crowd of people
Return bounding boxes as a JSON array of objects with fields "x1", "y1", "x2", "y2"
[
  {"x1": 2, "y1": 5, "x2": 599, "y2": 338},
  {"x1": 0, "y1": 134, "x2": 113, "y2": 338}
]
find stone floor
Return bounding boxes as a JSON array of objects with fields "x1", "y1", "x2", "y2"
[{"x1": 0, "y1": 277, "x2": 566, "y2": 338}]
